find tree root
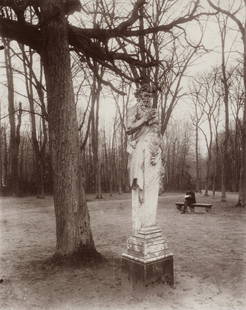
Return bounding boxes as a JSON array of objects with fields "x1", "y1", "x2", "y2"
[{"x1": 49, "y1": 248, "x2": 105, "y2": 267}]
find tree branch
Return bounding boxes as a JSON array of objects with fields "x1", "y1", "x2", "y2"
[
  {"x1": 115, "y1": 0, "x2": 145, "y2": 32},
  {"x1": 0, "y1": 0, "x2": 216, "y2": 74},
  {"x1": 0, "y1": 17, "x2": 41, "y2": 51},
  {"x1": 207, "y1": 0, "x2": 245, "y2": 35}
]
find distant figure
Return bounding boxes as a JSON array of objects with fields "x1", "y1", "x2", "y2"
[{"x1": 182, "y1": 191, "x2": 196, "y2": 214}]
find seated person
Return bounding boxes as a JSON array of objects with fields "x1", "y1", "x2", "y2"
[{"x1": 182, "y1": 191, "x2": 196, "y2": 213}]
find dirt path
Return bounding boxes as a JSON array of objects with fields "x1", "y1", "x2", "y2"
[{"x1": 0, "y1": 192, "x2": 245, "y2": 310}]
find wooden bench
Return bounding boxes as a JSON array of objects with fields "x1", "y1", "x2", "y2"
[{"x1": 175, "y1": 202, "x2": 212, "y2": 212}]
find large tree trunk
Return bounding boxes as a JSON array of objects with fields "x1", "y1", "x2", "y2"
[{"x1": 40, "y1": 1, "x2": 97, "y2": 257}]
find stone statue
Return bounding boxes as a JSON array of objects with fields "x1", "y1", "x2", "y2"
[
  {"x1": 126, "y1": 84, "x2": 162, "y2": 235},
  {"x1": 123, "y1": 89, "x2": 173, "y2": 284}
]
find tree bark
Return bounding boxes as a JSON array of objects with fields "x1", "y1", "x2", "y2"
[{"x1": 40, "y1": 1, "x2": 96, "y2": 257}]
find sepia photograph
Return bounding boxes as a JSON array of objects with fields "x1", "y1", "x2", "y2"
[{"x1": 0, "y1": 0, "x2": 245, "y2": 309}]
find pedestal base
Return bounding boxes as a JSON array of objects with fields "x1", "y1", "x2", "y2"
[
  {"x1": 122, "y1": 225, "x2": 174, "y2": 287},
  {"x1": 122, "y1": 254, "x2": 174, "y2": 287}
]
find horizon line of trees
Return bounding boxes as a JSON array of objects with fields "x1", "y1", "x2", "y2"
[{"x1": 1, "y1": 101, "x2": 244, "y2": 198}]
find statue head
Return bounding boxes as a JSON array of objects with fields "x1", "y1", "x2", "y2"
[{"x1": 135, "y1": 83, "x2": 154, "y2": 107}]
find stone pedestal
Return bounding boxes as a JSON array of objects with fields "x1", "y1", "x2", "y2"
[{"x1": 122, "y1": 225, "x2": 174, "y2": 287}]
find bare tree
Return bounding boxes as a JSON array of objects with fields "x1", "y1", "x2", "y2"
[
  {"x1": 3, "y1": 38, "x2": 23, "y2": 195},
  {"x1": 91, "y1": 69, "x2": 104, "y2": 199},
  {"x1": 17, "y1": 44, "x2": 48, "y2": 197},
  {"x1": 207, "y1": 0, "x2": 246, "y2": 205},
  {"x1": 216, "y1": 14, "x2": 231, "y2": 201},
  {"x1": 192, "y1": 71, "x2": 220, "y2": 196},
  {"x1": 111, "y1": 82, "x2": 131, "y2": 193},
  {"x1": 230, "y1": 69, "x2": 244, "y2": 194},
  {"x1": 163, "y1": 121, "x2": 194, "y2": 190},
  {"x1": 191, "y1": 83, "x2": 204, "y2": 193}
]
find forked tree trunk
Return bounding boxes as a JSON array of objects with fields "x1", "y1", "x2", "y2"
[{"x1": 40, "y1": 1, "x2": 96, "y2": 256}]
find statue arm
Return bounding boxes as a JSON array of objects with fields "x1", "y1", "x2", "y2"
[
  {"x1": 126, "y1": 107, "x2": 157, "y2": 135},
  {"x1": 126, "y1": 117, "x2": 147, "y2": 135}
]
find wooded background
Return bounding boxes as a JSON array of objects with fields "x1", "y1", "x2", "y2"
[{"x1": 0, "y1": 0, "x2": 245, "y2": 201}]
